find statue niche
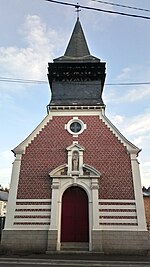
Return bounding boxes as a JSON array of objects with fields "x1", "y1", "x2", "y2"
[{"x1": 72, "y1": 151, "x2": 79, "y2": 171}]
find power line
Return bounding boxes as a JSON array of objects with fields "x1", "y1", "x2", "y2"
[
  {"x1": 0, "y1": 77, "x2": 47, "y2": 84},
  {"x1": 106, "y1": 82, "x2": 150, "y2": 86},
  {"x1": 45, "y1": 0, "x2": 150, "y2": 20},
  {"x1": 0, "y1": 77, "x2": 150, "y2": 86},
  {"x1": 91, "y1": 0, "x2": 150, "y2": 13}
]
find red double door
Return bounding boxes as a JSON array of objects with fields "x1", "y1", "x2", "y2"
[{"x1": 61, "y1": 187, "x2": 89, "y2": 242}]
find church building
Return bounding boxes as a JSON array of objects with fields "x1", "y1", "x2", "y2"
[{"x1": 2, "y1": 18, "x2": 149, "y2": 254}]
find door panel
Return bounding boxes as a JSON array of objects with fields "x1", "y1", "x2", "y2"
[{"x1": 61, "y1": 187, "x2": 89, "y2": 242}]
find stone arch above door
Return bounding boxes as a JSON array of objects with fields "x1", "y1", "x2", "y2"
[
  {"x1": 49, "y1": 163, "x2": 101, "y2": 179},
  {"x1": 49, "y1": 160, "x2": 101, "y2": 219}
]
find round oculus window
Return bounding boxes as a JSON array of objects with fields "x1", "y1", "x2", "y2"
[
  {"x1": 66, "y1": 118, "x2": 86, "y2": 135},
  {"x1": 70, "y1": 122, "x2": 82, "y2": 133}
]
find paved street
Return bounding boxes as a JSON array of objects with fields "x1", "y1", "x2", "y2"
[
  {"x1": 0, "y1": 256, "x2": 150, "y2": 267},
  {"x1": 0, "y1": 258, "x2": 150, "y2": 267}
]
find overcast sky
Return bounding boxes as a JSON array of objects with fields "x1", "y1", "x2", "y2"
[{"x1": 0, "y1": 0, "x2": 150, "y2": 188}]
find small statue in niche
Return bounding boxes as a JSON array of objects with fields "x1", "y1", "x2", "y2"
[{"x1": 72, "y1": 151, "x2": 79, "y2": 171}]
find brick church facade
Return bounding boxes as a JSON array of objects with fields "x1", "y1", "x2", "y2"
[{"x1": 2, "y1": 18, "x2": 150, "y2": 254}]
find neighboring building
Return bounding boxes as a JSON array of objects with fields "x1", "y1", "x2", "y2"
[
  {"x1": 0, "y1": 191, "x2": 8, "y2": 216},
  {"x1": 0, "y1": 202, "x2": 7, "y2": 217},
  {"x1": 143, "y1": 187, "x2": 150, "y2": 232},
  {"x1": 0, "y1": 191, "x2": 8, "y2": 238},
  {"x1": 1, "y1": 18, "x2": 150, "y2": 254}
]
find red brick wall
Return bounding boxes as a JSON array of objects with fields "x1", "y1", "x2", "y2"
[
  {"x1": 17, "y1": 115, "x2": 134, "y2": 200},
  {"x1": 78, "y1": 116, "x2": 134, "y2": 199},
  {"x1": 17, "y1": 116, "x2": 72, "y2": 199},
  {"x1": 143, "y1": 196, "x2": 150, "y2": 231}
]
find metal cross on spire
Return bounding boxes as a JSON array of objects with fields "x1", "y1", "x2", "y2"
[{"x1": 75, "y1": 3, "x2": 81, "y2": 19}]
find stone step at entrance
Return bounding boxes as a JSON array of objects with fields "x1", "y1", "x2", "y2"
[{"x1": 61, "y1": 242, "x2": 89, "y2": 251}]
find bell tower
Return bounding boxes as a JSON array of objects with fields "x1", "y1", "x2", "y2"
[{"x1": 47, "y1": 18, "x2": 106, "y2": 109}]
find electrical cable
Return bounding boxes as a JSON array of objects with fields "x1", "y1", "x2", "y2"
[
  {"x1": 0, "y1": 77, "x2": 150, "y2": 86},
  {"x1": 45, "y1": 0, "x2": 150, "y2": 20},
  {"x1": 91, "y1": 0, "x2": 150, "y2": 13},
  {"x1": 0, "y1": 77, "x2": 47, "y2": 84}
]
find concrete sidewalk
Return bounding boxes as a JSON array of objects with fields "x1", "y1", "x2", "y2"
[
  {"x1": 0, "y1": 242, "x2": 150, "y2": 262},
  {"x1": 0, "y1": 250, "x2": 150, "y2": 263}
]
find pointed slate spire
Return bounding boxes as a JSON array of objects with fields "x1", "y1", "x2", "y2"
[
  {"x1": 54, "y1": 18, "x2": 99, "y2": 62},
  {"x1": 64, "y1": 17, "x2": 90, "y2": 58}
]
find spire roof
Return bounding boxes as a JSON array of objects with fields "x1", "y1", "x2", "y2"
[
  {"x1": 64, "y1": 17, "x2": 90, "y2": 58},
  {"x1": 54, "y1": 18, "x2": 100, "y2": 63}
]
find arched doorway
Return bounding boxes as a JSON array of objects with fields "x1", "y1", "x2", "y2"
[{"x1": 61, "y1": 187, "x2": 89, "y2": 242}]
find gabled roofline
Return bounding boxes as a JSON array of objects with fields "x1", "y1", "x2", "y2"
[
  {"x1": 100, "y1": 113, "x2": 141, "y2": 155},
  {"x1": 12, "y1": 109, "x2": 140, "y2": 157},
  {"x1": 12, "y1": 114, "x2": 52, "y2": 155}
]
